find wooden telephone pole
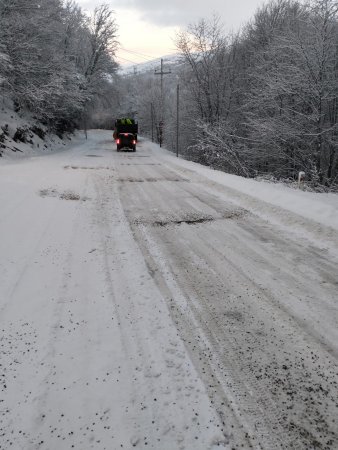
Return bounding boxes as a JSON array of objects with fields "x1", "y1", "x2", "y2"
[
  {"x1": 176, "y1": 84, "x2": 179, "y2": 157},
  {"x1": 155, "y1": 59, "x2": 171, "y2": 147},
  {"x1": 150, "y1": 102, "x2": 154, "y2": 142}
]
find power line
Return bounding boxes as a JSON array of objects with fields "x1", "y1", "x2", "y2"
[
  {"x1": 117, "y1": 55, "x2": 140, "y2": 65},
  {"x1": 117, "y1": 55, "x2": 164, "y2": 71},
  {"x1": 116, "y1": 48, "x2": 178, "y2": 74},
  {"x1": 118, "y1": 47, "x2": 178, "y2": 64},
  {"x1": 119, "y1": 47, "x2": 158, "y2": 60},
  {"x1": 116, "y1": 49, "x2": 161, "y2": 68}
]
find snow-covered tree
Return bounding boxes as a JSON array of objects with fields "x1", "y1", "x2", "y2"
[
  {"x1": 172, "y1": 0, "x2": 338, "y2": 187},
  {"x1": 0, "y1": 0, "x2": 119, "y2": 134}
]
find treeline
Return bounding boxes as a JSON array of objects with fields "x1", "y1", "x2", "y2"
[
  {"x1": 0, "y1": 0, "x2": 119, "y2": 134},
  {"x1": 137, "y1": 0, "x2": 338, "y2": 188}
]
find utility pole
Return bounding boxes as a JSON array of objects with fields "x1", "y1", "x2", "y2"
[
  {"x1": 83, "y1": 109, "x2": 88, "y2": 140},
  {"x1": 176, "y1": 84, "x2": 179, "y2": 157},
  {"x1": 155, "y1": 58, "x2": 171, "y2": 147},
  {"x1": 150, "y1": 102, "x2": 154, "y2": 142}
]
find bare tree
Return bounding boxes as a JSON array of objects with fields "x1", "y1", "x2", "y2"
[
  {"x1": 172, "y1": 0, "x2": 338, "y2": 187},
  {"x1": 175, "y1": 15, "x2": 230, "y2": 123},
  {"x1": 0, "y1": 0, "x2": 119, "y2": 134},
  {"x1": 244, "y1": 0, "x2": 338, "y2": 183}
]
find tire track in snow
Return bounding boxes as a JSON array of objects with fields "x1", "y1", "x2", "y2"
[
  {"x1": 118, "y1": 148, "x2": 338, "y2": 449},
  {"x1": 90, "y1": 166, "x2": 231, "y2": 450}
]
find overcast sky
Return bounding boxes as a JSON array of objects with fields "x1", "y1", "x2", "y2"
[{"x1": 77, "y1": 0, "x2": 267, "y2": 66}]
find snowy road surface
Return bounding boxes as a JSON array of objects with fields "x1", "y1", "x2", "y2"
[{"x1": 1, "y1": 131, "x2": 338, "y2": 450}]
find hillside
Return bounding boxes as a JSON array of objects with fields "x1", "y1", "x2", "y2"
[
  {"x1": 118, "y1": 53, "x2": 182, "y2": 75},
  {"x1": 0, "y1": 99, "x2": 73, "y2": 159}
]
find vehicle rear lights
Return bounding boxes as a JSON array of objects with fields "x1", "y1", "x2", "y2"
[
  {"x1": 132, "y1": 140, "x2": 136, "y2": 145},
  {"x1": 116, "y1": 139, "x2": 120, "y2": 144}
]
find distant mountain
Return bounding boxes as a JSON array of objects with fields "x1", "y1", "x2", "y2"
[{"x1": 118, "y1": 53, "x2": 183, "y2": 76}]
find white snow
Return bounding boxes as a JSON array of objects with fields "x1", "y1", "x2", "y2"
[
  {"x1": 0, "y1": 102, "x2": 74, "y2": 160},
  {"x1": 0, "y1": 132, "x2": 229, "y2": 449},
  {"x1": 154, "y1": 143, "x2": 338, "y2": 231},
  {"x1": 151, "y1": 142, "x2": 338, "y2": 256},
  {"x1": 0, "y1": 130, "x2": 337, "y2": 449}
]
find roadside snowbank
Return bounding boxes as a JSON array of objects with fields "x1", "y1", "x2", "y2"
[
  {"x1": 0, "y1": 102, "x2": 75, "y2": 159},
  {"x1": 152, "y1": 143, "x2": 338, "y2": 232}
]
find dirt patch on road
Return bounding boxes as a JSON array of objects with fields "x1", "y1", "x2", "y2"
[
  {"x1": 155, "y1": 209, "x2": 248, "y2": 226},
  {"x1": 133, "y1": 212, "x2": 215, "y2": 227},
  {"x1": 59, "y1": 191, "x2": 81, "y2": 201},
  {"x1": 223, "y1": 310, "x2": 245, "y2": 322},
  {"x1": 132, "y1": 208, "x2": 248, "y2": 227},
  {"x1": 154, "y1": 216, "x2": 214, "y2": 227},
  {"x1": 39, "y1": 188, "x2": 58, "y2": 198},
  {"x1": 222, "y1": 209, "x2": 248, "y2": 220},
  {"x1": 122, "y1": 155, "x2": 150, "y2": 158},
  {"x1": 64, "y1": 165, "x2": 114, "y2": 171},
  {"x1": 120, "y1": 163, "x2": 161, "y2": 166},
  {"x1": 39, "y1": 188, "x2": 87, "y2": 201},
  {"x1": 118, "y1": 176, "x2": 189, "y2": 183}
]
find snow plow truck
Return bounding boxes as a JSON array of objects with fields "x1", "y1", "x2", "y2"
[{"x1": 114, "y1": 118, "x2": 138, "y2": 152}]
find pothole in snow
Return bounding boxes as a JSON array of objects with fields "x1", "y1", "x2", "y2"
[
  {"x1": 39, "y1": 188, "x2": 88, "y2": 201},
  {"x1": 133, "y1": 212, "x2": 215, "y2": 227},
  {"x1": 122, "y1": 155, "x2": 150, "y2": 158},
  {"x1": 118, "y1": 176, "x2": 188, "y2": 183},
  {"x1": 221, "y1": 209, "x2": 248, "y2": 220},
  {"x1": 59, "y1": 191, "x2": 81, "y2": 201},
  {"x1": 223, "y1": 310, "x2": 244, "y2": 322},
  {"x1": 154, "y1": 216, "x2": 214, "y2": 226},
  {"x1": 120, "y1": 163, "x2": 161, "y2": 166},
  {"x1": 133, "y1": 208, "x2": 248, "y2": 227},
  {"x1": 64, "y1": 165, "x2": 113, "y2": 170},
  {"x1": 39, "y1": 188, "x2": 58, "y2": 198},
  {"x1": 118, "y1": 177, "x2": 144, "y2": 183}
]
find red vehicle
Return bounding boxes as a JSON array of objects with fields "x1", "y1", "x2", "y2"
[
  {"x1": 116, "y1": 132, "x2": 136, "y2": 152},
  {"x1": 114, "y1": 118, "x2": 138, "y2": 152}
]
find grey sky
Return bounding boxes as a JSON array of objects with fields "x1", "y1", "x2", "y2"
[
  {"x1": 78, "y1": 0, "x2": 266, "y2": 29},
  {"x1": 77, "y1": 0, "x2": 267, "y2": 65}
]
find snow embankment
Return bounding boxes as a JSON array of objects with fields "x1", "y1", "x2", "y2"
[
  {"x1": 0, "y1": 101, "x2": 73, "y2": 159},
  {"x1": 151, "y1": 143, "x2": 338, "y2": 251}
]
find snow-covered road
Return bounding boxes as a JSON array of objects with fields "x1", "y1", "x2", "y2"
[{"x1": 1, "y1": 130, "x2": 337, "y2": 450}]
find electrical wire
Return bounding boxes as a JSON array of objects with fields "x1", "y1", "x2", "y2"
[
  {"x1": 117, "y1": 55, "x2": 140, "y2": 65},
  {"x1": 118, "y1": 47, "x2": 177, "y2": 63},
  {"x1": 116, "y1": 47, "x2": 179, "y2": 71},
  {"x1": 119, "y1": 47, "x2": 157, "y2": 61}
]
